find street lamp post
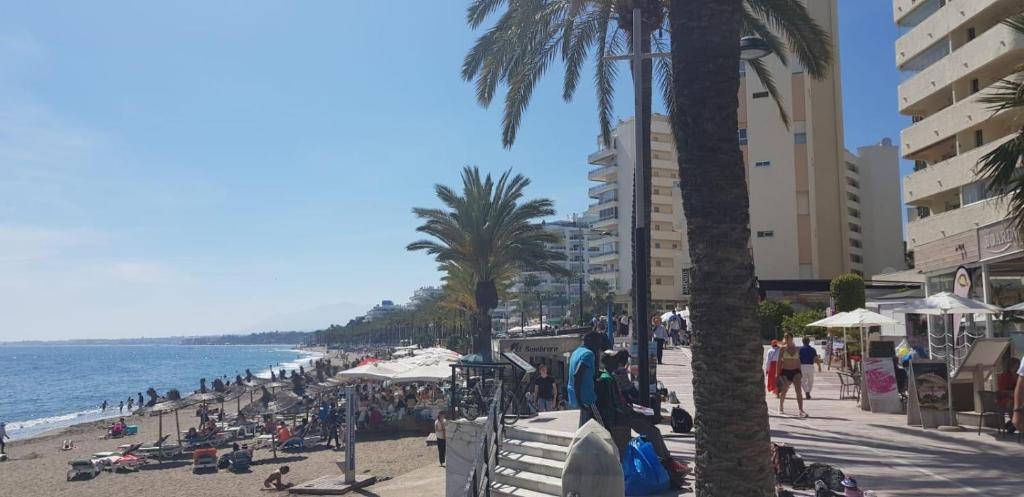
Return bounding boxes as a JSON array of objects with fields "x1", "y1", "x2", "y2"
[{"x1": 607, "y1": 7, "x2": 773, "y2": 407}]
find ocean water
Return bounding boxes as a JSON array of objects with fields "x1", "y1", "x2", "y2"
[{"x1": 0, "y1": 344, "x2": 319, "y2": 440}]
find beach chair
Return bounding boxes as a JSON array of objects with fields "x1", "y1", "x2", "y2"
[
  {"x1": 67, "y1": 459, "x2": 100, "y2": 481},
  {"x1": 280, "y1": 437, "x2": 305, "y2": 451},
  {"x1": 192, "y1": 447, "x2": 218, "y2": 473},
  {"x1": 229, "y1": 451, "x2": 252, "y2": 473},
  {"x1": 111, "y1": 453, "x2": 146, "y2": 472}
]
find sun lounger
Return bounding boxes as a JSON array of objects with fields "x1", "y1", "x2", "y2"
[
  {"x1": 192, "y1": 447, "x2": 218, "y2": 473},
  {"x1": 67, "y1": 459, "x2": 100, "y2": 481},
  {"x1": 110, "y1": 453, "x2": 146, "y2": 472}
]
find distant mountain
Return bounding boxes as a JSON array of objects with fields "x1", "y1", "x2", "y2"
[{"x1": 237, "y1": 301, "x2": 367, "y2": 333}]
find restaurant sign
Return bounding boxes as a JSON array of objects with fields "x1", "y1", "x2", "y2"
[{"x1": 978, "y1": 220, "x2": 1024, "y2": 261}]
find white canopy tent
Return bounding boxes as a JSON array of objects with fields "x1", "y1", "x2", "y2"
[
  {"x1": 808, "y1": 309, "x2": 900, "y2": 410},
  {"x1": 335, "y1": 347, "x2": 462, "y2": 383}
]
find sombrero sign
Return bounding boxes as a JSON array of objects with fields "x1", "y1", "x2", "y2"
[{"x1": 978, "y1": 220, "x2": 1024, "y2": 261}]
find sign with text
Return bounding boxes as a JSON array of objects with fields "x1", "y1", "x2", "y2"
[
  {"x1": 864, "y1": 358, "x2": 902, "y2": 413},
  {"x1": 978, "y1": 219, "x2": 1024, "y2": 261}
]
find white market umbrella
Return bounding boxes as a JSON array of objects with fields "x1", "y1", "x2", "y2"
[
  {"x1": 335, "y1": 361, "x2": 412, "y2": 381},
  {"x1": 809, "y1": 309, "x2": 900, "y2": 409},
  {"x1": 891, "y1": 292, "x2": 1001, "y2": 426},
  {"x1": 1001, "y1": 301, "x2": 1024, "y2": 312}
]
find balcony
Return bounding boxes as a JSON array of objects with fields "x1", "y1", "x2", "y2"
[
  {"x1": 906, "y1": 196, "x2": 1007, "y2": 249},
  {"x1": 589, "y1": 267, "x2": 619, "y2": 276},
  {"x1": 901, "y1": 88, "x2": 1020, "y2": 157},
  {"x1": 588, "y1": 147, "x2": 616, "y2": 166},
  {"x1": 893, "y1": 0, "x2": 941, "y2": 25},
  {"x1": 651, "y1": 228, "x2": 680, "y2": 241},
  {"x1": 590, "y1": 251, "x2": 618, "y2": 264},
  {"x1": 652, "y1": 211, "x2": 676, "y2": 224},
  {"x1": 592, "y1": 216, "x2": 618, "y2": 230},
  {"x1": 904, "y1": 135, "x2": 1014, "y2": 204},
  {"x1": 900, "y1": 23, "x2": 1024, "y2": 114},
  {"x1": 895, "y1": 0, "x2": 1003, "y2": 70},
  {"x1": 588, "y1": 164, "x2": 617, "y2": 182},
  {"x1": 651, "y1": 247, "x2": 679, "y2": 259},
  {"x1": 588, "y1": 182, "x2": 617, "y2": 199}
]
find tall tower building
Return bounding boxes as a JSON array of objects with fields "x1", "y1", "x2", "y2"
[
  {"x1": 586, "y1": 0, "x2": 878, "y2": 307},
  {"x1": 896, "y1": 0, "x2": 1024, "y2": 288}
]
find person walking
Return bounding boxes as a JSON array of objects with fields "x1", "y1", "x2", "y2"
[
  {"x1": 764, "y1": 340, "x2": 781, "y2": 396},
  {"x1": 0, "y1": 421, "x2": 9, "y2": 455},
  {"x1": 568, "y1": 332, "x2": 603, "y2": 426},
  {"x1": 799, "y1": 337, "x2": 820, "y2": 399},
  {"x1": 434, "y1": 412, "x2": 447, "y2": 466},
  {"x1": 532, "y1": 364, "x2": 557, "y2": 412},
  {"x1": 776, "y1": 333, "x2": 808, "y2": 417},
  {"x1": 118, "y1": 401, "x2": 124, "y2": 413},
  {"x1": 101, "y1": 400, "x2": 108, "y2": 412},
  {"x1": 652, "y1": 317, "x2": 667, "y2": 365},
  {"x1": 618, "y1": 312, "x2": 630, "y2": 338},
  {"x1": 667, "y1": 311, "x2": 682, "y2": 346}
]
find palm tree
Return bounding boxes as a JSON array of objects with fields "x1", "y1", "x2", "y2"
[
  {"x1": 408, "y1": 167, "x2": 569, "y2": 359},
  {"x1": 587, "y1": 278, "x2": 614, "y2": 316},
  {"x1": 977, "y1": 15, "x2": 1024, "y2": 230},
  {"x1": 665, "y1": 0, "x2": 832, "y2": 495}
]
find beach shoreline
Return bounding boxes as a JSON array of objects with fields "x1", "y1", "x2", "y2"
[{"x1": 4, "y1": 345, "x2": 325, "y2": 442}]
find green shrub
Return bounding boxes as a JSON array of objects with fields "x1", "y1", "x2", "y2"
[
  {"x1": 782, "y1": 309, "x2": 826, "y2": 337},
  {"x1": 830, "y1": 273, "x2": 866, "y2": 312},
  {"x1": 757, "y1": 300, "x2": 794, "y2": 340}
]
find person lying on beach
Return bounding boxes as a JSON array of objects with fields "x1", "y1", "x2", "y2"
[
  {"x1": 59, "y1": 440, "x2": 76, "y2": 451},
  {"x1": 263, "y1": 466, "x2": 294, "y2": 491}
]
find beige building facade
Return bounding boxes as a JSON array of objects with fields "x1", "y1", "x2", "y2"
[
  {"x1": 585, "y1": 0, "x2": 874, "y2": 307},
  {"x1": 896, "y1": 0, "x2": 1024, "y2": 306}
]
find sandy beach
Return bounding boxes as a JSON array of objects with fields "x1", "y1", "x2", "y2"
[{"x1": 0, "y1": 350, "x2": 435, "y2": 497}]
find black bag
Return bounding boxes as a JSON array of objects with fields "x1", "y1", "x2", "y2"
[
  {"x1": 792, "y1": 463, "x2": 845, "y2": 491},
  {"x1": 670, "y1": 407, "x2": 692, "y2": 433},
  {"x1": 770, "y1": 443, "x2": 805, "y2": 484}
]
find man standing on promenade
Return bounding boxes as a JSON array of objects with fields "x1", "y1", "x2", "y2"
[
  {"x1": 799, "y1": 337, "x2": 819, "y2": 399},
  {"x1": 568, "y1": 332, "x2": 603, "y2": 426},
  {"x1": 1013, "y1": 356, "x2": 1024, "y2": 431},
  {"x1": 667, "y1": 311, "x2": 682, "y2": 346},
  {"x1": 532, "y1": 364, "x2": 558, "y2": 412},
  {"x1": 0, "y1": 421, "x2": 9, "y2": 455}
]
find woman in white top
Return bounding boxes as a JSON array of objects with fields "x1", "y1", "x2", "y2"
[{"x1": 434, "y1": 412, "x2": 447, "y2": 466}]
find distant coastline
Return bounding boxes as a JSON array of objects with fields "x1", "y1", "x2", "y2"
[{"x1": 0, "y1": 330, "x2": 314, "y2": 347}]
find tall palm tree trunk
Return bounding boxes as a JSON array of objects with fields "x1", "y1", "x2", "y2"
[{"x1": 668, "y1": 0, "x2": 773, "y2": 496}]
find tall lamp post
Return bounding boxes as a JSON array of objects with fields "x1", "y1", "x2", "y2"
[{"x1": 609, "y1": 6, "x2": 773, "y2": 406}]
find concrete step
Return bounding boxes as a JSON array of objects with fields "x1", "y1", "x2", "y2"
[
  {"x1": 494, "y1": 466, "x2": 562, "y2": 495},
  {"x1": 504, "y1": 425, "x2": 574, "y2": 447},
  {"x1": 489, "y1": 482, "x2": 558, "y2": 497},
  {"x1": 502, "y1": 438, "x2": 569, "y2": 461},
  {"x1": 498, "y1": 450, "x2": 565, "y2": 478}
]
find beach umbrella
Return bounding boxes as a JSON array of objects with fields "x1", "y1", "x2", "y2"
[
  {"x1": 241, "y1": 387, "x2": 302, "y2": 459},
  {"x1": 357, "y1": 357, "x2": 381, "y2": 366},
  {"x1": 144, "y1": 393, "x2": 193, "y2": 448},
  {"x1": 808, "y1": 309, "x2": 901, "y2": 408},
  {"x1": 1003, "y1": 301, "x2": 1024, "y2": 312}
]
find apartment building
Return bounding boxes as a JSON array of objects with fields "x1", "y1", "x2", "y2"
[
  {"x1": 845, "y1": 139, "x2": 906, "y2": 277},
  {"x1": 496, "y1": 215, "x2": 596, "y2": 326},
  {"x1": 585, "y1": 0, "x2": 869, "y2": 307},
  {"x1": 896, "y1": 0, "x2": 1024, "y2": 301}
]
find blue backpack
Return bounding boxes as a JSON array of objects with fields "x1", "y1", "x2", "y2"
[{"x1": 622, "y1": 436, "x2": 670, "y2": 496}]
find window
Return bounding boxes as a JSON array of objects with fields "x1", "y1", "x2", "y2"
[
  {"x1": 653, "y1": 206, "x2": 660, "y2": 213},
  {"x1": 850, "y1": 238, "x2": 862, "y2": 249},
  {"x1": 967, "y1": 27, "x2": 976, "y2": 41},
  {"x1": 654, "y1": 224, "x2": 661, "y2": 231},
  {"x1": 847, "y1": 177, "x2": 860, "y2": 188},
  {"x1": 914, "y1": 160, "x2": 927, "y2": 171},
  {"x1": 847, "y1": 192, "x2": 860, "y2": 203},
  {"x1": 961, "y1": 179, "x2": 991, "y2": 205},
  {"x1": 671, "y1": 243, "x2": 679, "y2": 249},
  {"x1": 752, "y1": 91, "x2": 769, "y2": 99},
  {"x1": 794, "y1": 132, "x2": 807, "y2": 144},
  {"x1": 755, "y1": 160, "x2": 771, "y2": 168},
  {"x1": 846, "y1": 162, "x2": 859, "y2": 173},
  {"x1": 655, "y1": 260, "x2": 662, "y2": 267},
  {"x1": 850, "y1": 254, "x2": 863, "y2": 264},
  {"x1": 848, "y1": 222, "x2": 862, "y2": 233},
  {"x1": 756, "y1": 230, "x2": 774, "y2": 238},
  {"x1": 654, "y1": 242, "x2": 661, "y2": 249},
  {"x1": 848, "y1": 207, "x2": 861, "y2": 218},
  {"x1": 653, "y1": 188, "x2": 660, "y2": 195},
  {"x1": 975, "y1": 129, "x2": 984, "y2": 148},
  {"x1": 655, "y1": 278, "x2": 663, "y2": 285},
  {"x1": 738, "y1": 128, "x2": 748, "y2": 145},
  {"x1": 971, "y1": 78, "x2": 980, "y2": 94}
]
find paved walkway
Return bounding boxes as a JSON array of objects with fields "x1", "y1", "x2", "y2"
[{"x1": 655, "y1": 345, "x2": 1024, "y2": 496}]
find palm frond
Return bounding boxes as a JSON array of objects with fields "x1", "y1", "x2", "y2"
[
  {"x1": 978, "y1": 76, "x2": 1024, "y2": 113},
  {"x1": 978, "y1": 133, "x2": 1024, "y2": 231},
  {"x1": 746, "y1": 0, "x2": 833, "y2": 79},
  {"x1": 746, "y1": 57, "x2": 790, "y2": 129}
]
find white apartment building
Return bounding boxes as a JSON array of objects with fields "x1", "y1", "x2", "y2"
[
  {"x1": 585, "y1": 0, "x2": 882, "y2": 307},
  {"x1": 498, "y1": 215, "x2": 596, "y2": 325},
  {"x1": 845, "y1": 139, "x2": 906, "y2": 277},
  {"x1": 895, "y1": 0, "x2": 1024, "y2": 303}
]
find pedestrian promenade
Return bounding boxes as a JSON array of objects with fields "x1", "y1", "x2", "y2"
[{"x1": 656, "y1": 345, "x2": 1024, "y2": 496}]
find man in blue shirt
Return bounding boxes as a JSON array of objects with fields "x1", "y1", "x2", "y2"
[
  {"x1": 568, "y1": 331, "x2": 605, "y2": 426},
  {"x1": 799, "y1": 337, "x2": 819, "y2": 399}
]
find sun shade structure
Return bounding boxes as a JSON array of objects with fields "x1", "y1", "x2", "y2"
[{"x1": 808, "y1": 308, "x2": 900, "y2": 410}]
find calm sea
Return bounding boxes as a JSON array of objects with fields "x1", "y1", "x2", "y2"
[{"x1": 0, "y1": 344, "x2": 319, "y2": 440}]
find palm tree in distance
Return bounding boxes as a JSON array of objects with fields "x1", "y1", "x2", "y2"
[
  {"x1": 408, "y1": 167, "x2": 569, "y2": 359},
  {"x1": 977, "y1": 15, "x2": 1024, "y2": 230},
  {"x1": 667, "y1": 0, "x2": 833, "y2": 495}
]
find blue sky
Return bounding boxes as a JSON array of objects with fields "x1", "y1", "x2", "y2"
[{"x1": 0, "y1": 1, "x2": 907, "y2": 340}]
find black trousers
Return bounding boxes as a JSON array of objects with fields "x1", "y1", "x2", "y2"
[
  {"x1": 437, "y1": 439, "x2": 446, "y2": 464},
  {"x1": 327, "y1": 429, "x2": 341, "y2": 448},
  {"x1": 655, "y1": 338, "x2": 665, "y2": 363}
]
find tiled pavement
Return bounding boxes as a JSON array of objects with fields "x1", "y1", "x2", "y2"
[{"x1": 655, "y1": 345, "x2": 1024, "y2": 497}]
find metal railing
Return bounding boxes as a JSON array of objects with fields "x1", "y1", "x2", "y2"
[{"x1": 463, "y1": 383, "x2": 503, "y2": 497}]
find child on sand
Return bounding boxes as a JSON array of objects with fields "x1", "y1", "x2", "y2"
[{"x1": 263, "y1": 466, "x2": 294, "y2": 491}]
